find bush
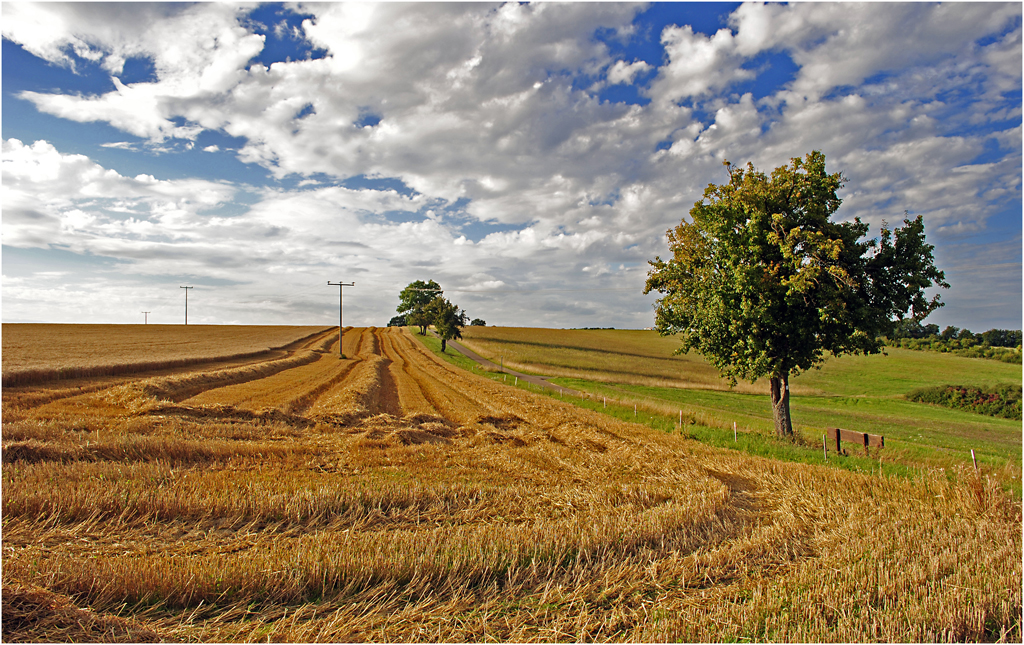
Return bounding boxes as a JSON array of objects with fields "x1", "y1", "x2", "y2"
[
  {"x1": 952, "y1": 346, "x2": 1022, "y2": 364},
  {"x1": 907, "y1": 383, "x2": 1022, "y2": 420},
  {"x1": 889, "y1": 336, "x2": 1022, "y2": 363}
]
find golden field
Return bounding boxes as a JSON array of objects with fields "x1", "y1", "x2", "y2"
[
  {"x1": 1, "y1": 324, "x2": 1020, "y2": 642},
  {"x1": 1, "y1": 324, "x2": 330, "y2": 387}
]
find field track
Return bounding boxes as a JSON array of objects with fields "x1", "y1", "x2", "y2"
[{"x1": 2, "y1": 326, "x2": 1019, "y2": 642}]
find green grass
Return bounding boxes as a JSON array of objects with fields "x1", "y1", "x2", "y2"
[
  {"x1": 547, "y1": 378, "x2": 1021, "y2": 469},
  {"x1": 414, "y1": 328, "x2": 1023, "y2": 496},
  {"x1": 790, "y1": 346, "x2": 1022, "y2": 396}
]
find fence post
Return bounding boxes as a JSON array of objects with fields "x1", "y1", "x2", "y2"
[
  {"x1": 971, "y1": 449, "x2": 978, "y2": 472},
  {"x1": 823, "y1": 434, "x2": 827, "y2": 460},
  {"x1": 733, "y1": 421, "x2": 737, "y2": 442}
]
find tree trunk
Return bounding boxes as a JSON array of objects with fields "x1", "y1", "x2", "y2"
[
  {"x1": 441, "y1": 338, "x2": 447, "y2": 352},
  {"x1": 770, "y1": 372, "x2": 794, "y2": 439}
]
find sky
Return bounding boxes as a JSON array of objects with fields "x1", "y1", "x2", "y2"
[{"x1": 2, "y1": 1, "x2": 1021, "y2": 331}]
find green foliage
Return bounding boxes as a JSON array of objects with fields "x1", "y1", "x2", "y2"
[
  {"x1": 387, "y1": 315, "x2": 407, "y2": 327},
  {"x1": 892, "y1": 337, "x2": 1022, "y2": 363},
  {"x1": 397, "y1": 280, "x2": 442, "y2": 334},
  {"x1": 907, "y1": 383, "x2": 1022, "y2": 420},
  {"x1": 470, "y1": 318, "x2": 486, "y2": 326},
  {"x1": 645, "y1": 151, "x2": 948, "y2": 438},
  {"x1": 426, "y1": 297, "x2": 467, "y2": 352},
  {"x1": 951, "y1": 346, "x2": 1022, "y2": 364},
  {"x1": 887, "y1": 322, "x2": 1022, "y2": 363},
  {"x1": 981, "y1": 328, "x2": 1023, "y2": 347}
]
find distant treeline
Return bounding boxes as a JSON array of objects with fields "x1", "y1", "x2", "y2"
[
  {"x1": 887, "y1": 321, "x2": 1022, "y2": 364},
  {"x1": 907, "y1": 383, "x2": 1022, "y2": 420}
]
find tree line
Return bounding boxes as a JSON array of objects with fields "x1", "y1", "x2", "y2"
[
  {"x1": 388, "y1": 280, "x2": 484, "y2": 352},
  {"x1": 888, "y1": 321, "x2": 1022, "y2": 363},
  {"x1": 890, "y1": 320, "x2": 1021, "y2": 347}
]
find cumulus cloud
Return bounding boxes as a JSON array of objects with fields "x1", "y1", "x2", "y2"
[
  {"x1": 11, "y1": 3, "x2": 264, "y2": 141},
  {"x1": 607, "y1": 59, "x2": 652, "y2": 85},
  {"x1": 2, "y1": 2, "x2": 1020, "y2": 328}
]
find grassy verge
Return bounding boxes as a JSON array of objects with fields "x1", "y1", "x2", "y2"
[{"x1": 552, "y1": 377, "x2": 1019, "y2": 464}]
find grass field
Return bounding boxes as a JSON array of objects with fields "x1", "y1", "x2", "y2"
[
  {"x1": 2, "y1": 324, "x2": 1020, "y2": 642},
  {"x1": 458, "y1": 327, "x2": 1023, "y2": 476}
]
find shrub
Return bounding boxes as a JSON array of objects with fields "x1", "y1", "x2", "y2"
[{"x1": 907, "y1": 383, "x2": 1022, "y2": 420}]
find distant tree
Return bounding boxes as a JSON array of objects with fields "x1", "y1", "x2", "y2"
[
  {"x1": 645, "y1": 151, "x2": 948, "y2": 439},
  {"x1": 470, "y1": 318, "x2": 486, "y2": 326},
  {"x1": 981, "y1": 329, "x2": 1023, "y2": 348},
  {"x1": 397, "y1": 280, "x2": 442, "y2": 335},
  {"x1": 387, "y1": 315, "x2": 407, "y2": 327},
  {"x1": 426, "y1": 296, "x2": 467, "y2": 352},
  {"x1": 941, "y1": 326, "x2": 960, "y2": 341}
]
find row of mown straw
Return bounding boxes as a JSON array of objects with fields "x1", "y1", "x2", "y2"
[
  {"x1": 2, "y1": 326, "x2": 1019, "y2": 642},
  {"x1": 2, "y1": 327, "x2": 334, "y2": 388}
]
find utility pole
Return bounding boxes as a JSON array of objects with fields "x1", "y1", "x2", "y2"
[
  {"x1": 142, "y1": 311, "x2": 150, "y2": 324},
  {"x1": 327, "y1": 281, "x2": 355, "y2": 358},
  {"x1": 180, "y1": 286, "x2": 193, "y2": 325}
]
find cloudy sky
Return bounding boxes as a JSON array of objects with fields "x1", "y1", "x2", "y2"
[{"x1": 3, "y1": 2, "x2": 1021, "y2": 330}]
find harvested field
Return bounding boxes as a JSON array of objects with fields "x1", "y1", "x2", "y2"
[
  {"x1": 2, "y1": 325, "x2": 1020, "y2": 642},
  {"x1": 1, "y1": 324, "x2": 332, "y2": 387}
]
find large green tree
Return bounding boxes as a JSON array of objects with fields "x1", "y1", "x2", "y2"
[
  {"x1": 397, "y1": 280, "x2": 442, "y2": 335},
  {"x1": 426, "y1": 296, "x2": 467, "y2": 352},
  {"x1": 645, "y1": 151, "x2": 948, "y2": 438}
]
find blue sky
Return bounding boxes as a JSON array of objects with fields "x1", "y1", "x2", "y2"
[{"x1": 2, "y1": 2, "x2": 1021, "y2": 331}]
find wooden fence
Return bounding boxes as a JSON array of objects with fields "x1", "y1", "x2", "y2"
[{"x1": 825, "y1": 428, "x2": 884, "y2": 457}]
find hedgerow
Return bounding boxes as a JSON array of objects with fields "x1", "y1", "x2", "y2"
[{"x1": 906, "y1": 383, "x2": 1022, "y2": 420}]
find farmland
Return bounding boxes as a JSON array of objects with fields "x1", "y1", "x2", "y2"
[
  {"x1": 2, "y1": 324, "x2": 330, "y2": 387},
  {"x1": 2, "y1": 324, "x2": 1021, "y2": 642},
  {"x1": 458, "y1": 327, "x2": 1023, "y2": 474}
]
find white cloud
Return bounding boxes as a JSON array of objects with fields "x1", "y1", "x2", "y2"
[
  {"x1": 1, "y1": 2, "x2": 1020, "y2": 328},
  {"x1": 648, "y1": 26, "x2": 754, "y2": 102},
  {"x1": 12, "y1": 3, "x2": 264, "y2": 141},
  {"x1": 2, "y1": 138, "x2": 236, "y2": 248},
  {"x1": 607, "y1": 59, "x2": 652, "y2": 85},
  {"x1": 728, "y1": 2, "x2": 1021, "y2": 100}
]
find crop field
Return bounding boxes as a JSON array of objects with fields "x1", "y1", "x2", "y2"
[
  {"x1": 459, "y1": 327, "x2": 1024, "y2": 474},
  {"x1": 2, "y1": 324, "x2": 330, "y2": 387},
  {"x1": 2, "y1": 325, "x2": 1021, "y2": 642}
]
